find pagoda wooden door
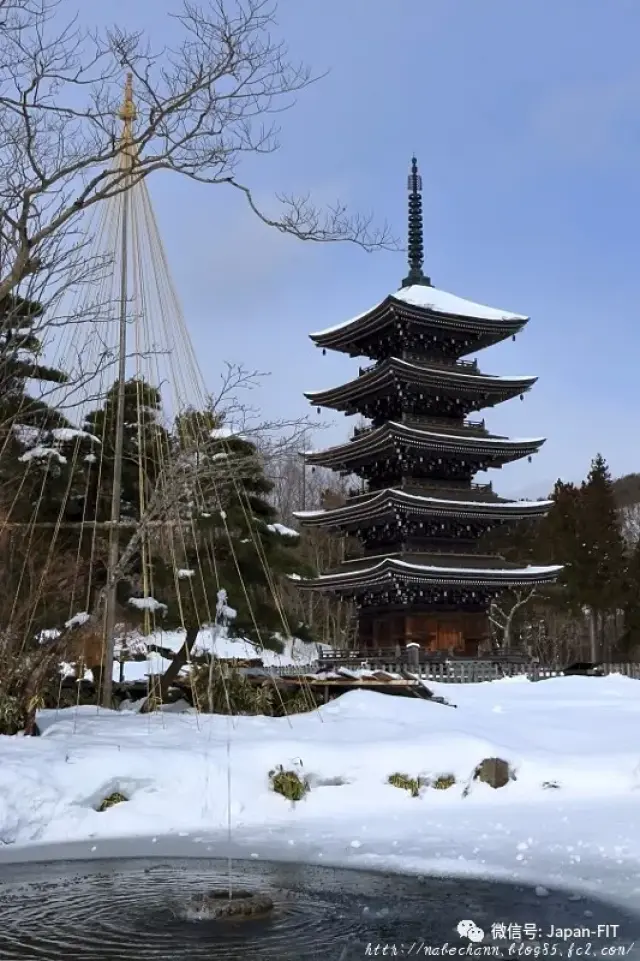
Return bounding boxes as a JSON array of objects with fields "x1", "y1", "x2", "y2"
[{"x1": 435, "y1": 622, "x2": 463, "y2": 652}]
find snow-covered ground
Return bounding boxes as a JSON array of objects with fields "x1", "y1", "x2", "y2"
[{"x1": 1, "y1": 674, "x2": 639, "y2": 913}]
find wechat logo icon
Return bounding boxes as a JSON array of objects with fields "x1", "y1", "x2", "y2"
[{"x1": 457, "y1": 919, "x2": 485, "y2": 943}]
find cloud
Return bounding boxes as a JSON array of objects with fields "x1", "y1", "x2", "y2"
[{"x1": 528, "y1": 75, "x2": 640, "y2": 166}]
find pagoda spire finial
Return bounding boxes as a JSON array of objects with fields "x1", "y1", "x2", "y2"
[{"x1": 401, "y1": 156, "x2": 431, "y2": 288}]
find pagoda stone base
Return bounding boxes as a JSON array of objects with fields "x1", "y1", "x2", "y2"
[{"x1": 357, "y1": 609, "x2": 489, "y2": 656}]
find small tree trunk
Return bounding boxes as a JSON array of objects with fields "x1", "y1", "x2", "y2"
[
  {"x1": 599, "y1": 611, "x2": 607, "y2": 661},
  {"x1": 207, "y1": 652, "x2": 215, "y2": 713},
  {"x1": 140, "y1": 624, "x2": 199, "y2": 713},
  {"x1": 588, "y1": 608, "x2": 598, "y2": 662},
  {"x1": 503, "y1": 613, "x2": 513, "y2": 652}
]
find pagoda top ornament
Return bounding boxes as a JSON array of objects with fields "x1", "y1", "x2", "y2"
[{"x1": 401, "y1": 157, "x2": 431, "y2": 289}]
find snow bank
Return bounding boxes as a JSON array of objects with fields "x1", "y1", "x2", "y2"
[
  {"x1": 1, "y1": 674, "x2": 640, "y2": 907},
  {"x1": 106, "y1": 627, "x2": 322, "y2": 682},
  {"x1": 119, "y1": 626, "x2": 321, "y2": 666}
]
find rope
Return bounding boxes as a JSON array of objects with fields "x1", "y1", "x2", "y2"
[{"x1": 0, "y1": 81, "x2": 322, "y2": 847}]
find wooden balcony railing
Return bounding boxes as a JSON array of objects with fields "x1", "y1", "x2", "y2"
[
  {"x1": 359, "y1": 356, "x2": 479, "y2": 376},
  {"x1": 346, "y1": 480, "x2": 495, "y2": 499},
  {"x1": 352, "y1": 417, "x2": 487, "y2": 440}
]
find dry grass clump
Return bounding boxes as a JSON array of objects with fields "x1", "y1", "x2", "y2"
[
  {"x1": 431, "y1": 773, "x2": 456, "y2": 790},
  {"x1": 387, "y1": 772, "x2": 424, "y2": 797}
]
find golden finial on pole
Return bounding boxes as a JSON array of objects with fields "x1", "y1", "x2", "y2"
[{"x1": 119, "y1": 72, "x2": 137, "y2": 123}]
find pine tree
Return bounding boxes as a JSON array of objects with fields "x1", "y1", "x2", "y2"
[
  {"x1": 579, "y1": 454, "x2": 627, "y2": 616},
  {"x1": 83, "y1": 378, "x2": 168, "y2": 523},
  {"x1": 534, "y1": 457, "x2": 626, "y2": 660},
  {"x1": 0, "y1": 292, "x2": 74, "y2": 521},
  {"x1": 126, "y1": 415, "x2": 314, "y2": 709},
  {"x1": 539, "y1": 480, "x2": 585, "y2": 613},
  {"x1": 119, "y1": 412, "x2": 312, "y2": 654},
  {"x1": 64, "y1": 377, "x2": 171, "y2": 627},
  {"x1": 0, "y1": 294, "x2": 106, "y2": 634},
  {"x1": 0, "y1": 293, "x2": 67, "y2": 427}
]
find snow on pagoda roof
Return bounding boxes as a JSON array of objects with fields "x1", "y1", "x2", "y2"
[
  {"x1": 305, "y1": 358, "x2": 537, "y2": 400},
  {"x1": 294, "y1": 556, "x2": 562, "y2": 585},
  {"x1": 294, "y1": 489, "x2": 553, "y2": 521},
  {"x1": 394, "y1": 285, "x2": 527, "y2": 322},
  {"x1": 310, "y1": 284, "x2": 527, "y2": 338},
  {"x1": 305, "y1": 422, "x2": 545, "y2": 462},
  {"x1": 385, "y1": 421, "x2": 544, "y2": 447}
]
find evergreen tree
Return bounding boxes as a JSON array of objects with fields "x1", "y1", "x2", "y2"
[
  {"x1": 579, "y1": 454, "x2": 627, "y2": 616},
  {"x1": 0, "y1": 417, "x2": 103, "y2": 638},
  {"x1": 536, "y1": 462, "x2": 626, "y2": 617},
  {"x1": 0, "y1": 292, "x2": 75, "y2": 522},
  {"x1": 531, "y1": 457, "x2": 626, "y2": 659},
  {"x1": 0, "y1": 291, "x2": 103, "y2": 615},
  {"x1": 0, "y1": 293, "x2": 67, "y2": 427},
  {"x1": 538, "y1": 480, "x2": 585, "y2": 613},
  {"x1": 83, "y1": 378, "x2": 168, "y2": 523},
  {"x1": 0, "y1": 295, "x2": 104, "y2": 635},
  {"x1": 125, "y1": 413, "x2": 312, "y2": 648},
  {"x1": 482, "y1": 515, "x2": 541, "y2": 567},
  {"x1": 67, "y1": 377, "x2": 172, "y2": 626}
]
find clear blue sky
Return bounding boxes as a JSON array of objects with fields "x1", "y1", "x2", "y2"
[{"x1": 100, "y1": 0, "x2": 640, "y2": 498}]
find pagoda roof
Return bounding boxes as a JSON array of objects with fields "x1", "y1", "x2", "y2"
[
  {"x1": 305, "y1": 421, "x2": 545, "y2": 471},
  {"x1": 293, "y1": 556, "x2": 562, "y2": 593},
  {"x1": 294, "y1": 488, "x2": 552, "y2": 530},
  {"x1": 310, "y1": 284, "x2": 528, "y2": 353},
  {"x1": 305, "y1": 357, "x2": 537, "y2": 412}
]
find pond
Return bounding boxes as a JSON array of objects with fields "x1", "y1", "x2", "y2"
[{"x1": 0, "y1": 854, "x2": 638, "y2": 960}]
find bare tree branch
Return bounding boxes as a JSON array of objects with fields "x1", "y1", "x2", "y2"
[
  {"x1": 0, "y1": 0, "x2": 396, "y2": 307},
  {"x1": 489, "y1": 587, "x2": 536, "y2": 653}
]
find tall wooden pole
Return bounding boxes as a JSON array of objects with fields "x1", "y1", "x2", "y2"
[{"x1": 101, "y1": 74, "x2": 136, "y2": 708}]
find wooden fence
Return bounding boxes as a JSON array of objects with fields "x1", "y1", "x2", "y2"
[{"x1": 267, "y1": 659, "x2": 640, "y2": 684}]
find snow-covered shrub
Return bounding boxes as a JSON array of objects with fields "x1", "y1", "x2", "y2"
[{"x1": 269, "y1": 764, "x2": 309, "y2": 801}]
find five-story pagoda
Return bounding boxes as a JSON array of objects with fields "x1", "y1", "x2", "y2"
[{"x1": 293, "y1": 159, "x2": 560, "y2": 655}]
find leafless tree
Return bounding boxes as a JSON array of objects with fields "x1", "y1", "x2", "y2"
[
  {"x1": 526, "y1": 609, "x2": 587, "y2": 665},
  {"x1": 203, "y1": 362, "x2": 315, "y2": 466},
  {"x1": 0, "y1": 0, "x2": 394, "y2": 310},
  {"x1": 266, "y1": 447, "x2": 356, "y2": 647},
  {"x1": 619, "y1": 502, "x2": 640, "y2": 547},
  {"x1": 489, "y1": 587, "x2": 536, "y2": 652}
]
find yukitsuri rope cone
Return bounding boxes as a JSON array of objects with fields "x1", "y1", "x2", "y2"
[{"x1": 0, "y1": 75, "x2": 319, "y2": 909}]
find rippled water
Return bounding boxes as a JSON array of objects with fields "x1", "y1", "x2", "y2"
[{"x1": 0, "y1": 858, "x2": 638, "y2": 960}]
